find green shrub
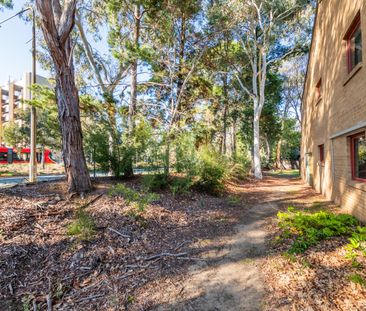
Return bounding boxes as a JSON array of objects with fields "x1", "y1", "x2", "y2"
[
  {"x1": 229, "y1": 163, "x2": 249, "y2": 181},
  {"x1": 196, "y1": 146, "x2": 228, "y2": 193},
  {"x1": 142, "y1": 174, "x2": 169, "y2": 192},
  {"x1": 277, "y1": 208, "x2": 359, "y2": 254},
  {"x1": 108, "y1": 183, "x2": 159, "y2": 213},
  {"x1": 67, "y1": 209, "x2": 96, "y2": 241},
  {"x1": 345, "y1": 226, "x2": 366, "y2": 262},
  {"x1": 170, "y1": 176, "x2": 194, "y2": 196},
  {"x1": 174, "y1": 132, "x2": 198, "y2": 175}
]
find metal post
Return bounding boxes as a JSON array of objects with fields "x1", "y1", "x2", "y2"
[{"x1": 29, "y1": 8, "x2": 37, "y2": 182}]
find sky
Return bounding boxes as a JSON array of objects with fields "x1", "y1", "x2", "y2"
[{"x1": 0, "y1": 1, "x2": 49, "y2": 86}]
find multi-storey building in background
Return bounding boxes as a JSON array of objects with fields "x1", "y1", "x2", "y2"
[
  {"x1": 0, "y1": 72, "x2": 49, "y2": 144},
  {"x1": 302, "y1": 0, "x2": 366, "y2": 221}
]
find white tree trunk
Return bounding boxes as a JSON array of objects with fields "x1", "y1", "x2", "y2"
[{"x1": 253, "y1": 111, "x2": 262, "y2": 179}]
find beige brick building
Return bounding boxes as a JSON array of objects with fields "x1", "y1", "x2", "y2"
[
  {"x1": 0, "y1": 72, "x2": 48, "y2": 144},
  {"x1": 302, "y1": 0, "x2": 366, "y2": 221}
]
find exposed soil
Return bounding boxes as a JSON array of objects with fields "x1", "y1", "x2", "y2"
[{"x1": 1, "y1": 173, "x2": 365, "y2": 310}]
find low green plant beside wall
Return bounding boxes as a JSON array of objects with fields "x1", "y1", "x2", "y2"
[
  {"x1": 345, "y1": 226, "x2": 366, "y2": 264},
  {"x1": 277, "y1": 207, "x2": 359, "y2": 254}
]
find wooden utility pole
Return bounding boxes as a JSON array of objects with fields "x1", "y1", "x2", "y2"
[{"x1": 29, "y1": 7, "x2": 37, "y2": 182}]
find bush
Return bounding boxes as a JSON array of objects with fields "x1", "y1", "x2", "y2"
[
  {"x1": 67, "y1": 209, "x2": 96, "y2": 241},
  {"x1": 142, "y1": 174, "x2": 169, "y2": 192},
  {"x1": 170, "y1": 176, "x2": 194, "y2": 196},
  {"x1": 228, "y1": 163, "x2": 249, "y2": 181},
  {"x1": 174, "y1": 132, "x2": 198, "y2": 175},
  {"x1": 196, "y1": 146, "x2": 228, "y2": 193},
  {"x1": 277, "y1": 207, "x2": 359, "y2": 254}
]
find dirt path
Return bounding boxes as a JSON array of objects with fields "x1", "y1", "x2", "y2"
[{"x1": 155, "y1": 176, "x2": 309, "y2": 311}]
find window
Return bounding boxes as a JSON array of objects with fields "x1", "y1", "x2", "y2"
[
  {"x1": 316, "y1": 79, "x2": 322, "y2": 102},
  {"x1": 318, "y1": 144, "x2": 325, "y2": 164},
  {"x1": 350, "y1": 132, "x2": 366, "y2": 181},
  {"x1": 345, "y1": 12, "x2": 362, "y2": 73}
]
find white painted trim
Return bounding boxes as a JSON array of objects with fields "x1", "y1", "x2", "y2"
[{"x1": 330, "y1": 121, "x2": 366, "y2": 139}]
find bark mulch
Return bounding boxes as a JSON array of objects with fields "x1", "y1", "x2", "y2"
[{"x1": 0, "y1": 177, "x2": 241, "y2": 310}]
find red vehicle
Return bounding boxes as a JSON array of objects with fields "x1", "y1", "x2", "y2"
[{"x1": 0, "y1": 147, "x2": 56, "y2": 164}]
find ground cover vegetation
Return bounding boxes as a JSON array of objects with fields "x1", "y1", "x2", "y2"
[{"x1": 263, "y1": 184, "x2": 366, "y2": 310}]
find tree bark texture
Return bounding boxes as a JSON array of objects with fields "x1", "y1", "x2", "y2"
[{"x1": 36, "y1": 0, "x2": 91, "y2": 193}]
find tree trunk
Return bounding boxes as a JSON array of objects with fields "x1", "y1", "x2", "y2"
[
  {"x1": 164, "y1": 137, "x2": 170, "y2": 176},
  {"x1": 125, "y1": 4, "x2": 141, "y2": 178},
  {"x1": 253, "y1": 113, "x2": 262, "y2": 179},
  {"x1": 264, "y1": 136, "x2": 271, "y2": 168},
  {"x1": 222, "y1": 74, "x2": 228, "y2": 155},
  {"x1": 36, "y1": 0, "x2": 91, "y2": 193},
  {"x1": 232, "y1": 119, "x2": 237, "y2": 160},
  {"x1": 56, "y1": 67, "x2": 91, "y2": 192}
]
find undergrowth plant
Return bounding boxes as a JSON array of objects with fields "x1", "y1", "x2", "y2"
[
  {"x1": 170, "y1": 176, "x2": 194, "y2": 196},
  {"x1": 108, "y1": 183, "x2": 159, "y2": 213},
  {"x1": 277, "y1": 207, "x2": 359, "y2": 254},
  {"x1": 348, "y1": 273, "x2": 366, "y2": 286},
  {"x1": 345, "y1": 226, "x2": 366, "y2": 265},
  {"x1": 196, "y1": 146, "x2": 228, "y2": 194},
  {"x1": 142, "y1": 174, "x2": 169, "y2": 192},
  {"x1": 67, "y1": 209, "x2": 96, "y2": 241}
]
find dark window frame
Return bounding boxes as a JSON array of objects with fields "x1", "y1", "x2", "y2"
[
  {"x1": 344, "y1": 12, "x2": 362, "y2": 73},
  {"x1": 350, "y1": 132, "x2": 366, "y2": 182},
  {"x1": 318, "y1": 144, "x2": 325, "y2": 164}
]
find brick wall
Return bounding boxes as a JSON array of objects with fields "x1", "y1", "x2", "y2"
[{"x1": 302, "y1": 0, "x2": 366, "y2": 222}]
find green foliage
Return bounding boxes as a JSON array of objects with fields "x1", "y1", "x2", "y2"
[
  {"x1": 348, "y1": 273, "x2": 366, "y2": 286},
  {"x1": 345, "y1": 226, "x2": 366, "y2": 262},
  {"x1": 170, "y1": 176, "x2": 194, "y2": 196},
  {"x1": 3, "y1": 123, "x2": 24, "y2": 147},
  {"x1": 67, "y1": 209, "x2": 96, "y2": 241},
  {"x1": 84, "y1": 115, "x2": 158, "y2": 177},
  {"x1": 174, "y1": 132, "x2": 198, "y2": 175},
  {"x1": 108, "y1": 183, "x2": 159, "y2": 213},
  {"x1": 227, "y1": 195, "x2": 241, "y2": 206},
  {"x1": 277, "y1": 208, "x2": 359, "y2": 254},
  {"x1": 196, "y1": 146, "x2": 228, "y2": 193},
  {"x1": 0, "y1": 0, "x2": 12, "y2": 9},
  {"x1": 142, "y1": 174, "x2": 169, "y2": 192},
  {"x1": 229, "y1": 163, "x2": 250, "y2": 181},
  {"x1": 281, "y1": 118, "x2": 301, "y2": 161}
]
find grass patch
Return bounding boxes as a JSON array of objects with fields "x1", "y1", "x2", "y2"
[
  {"x1": 348, "y1": 273, "x2": 366, "y2": 286},
  {"x1": 277, "y1": 207, "x2": 359, "y2": 254},
  {"x1": 67, "y1": 209, "x2": 96, "y2": 241},
  {"x1": 271, "y1": 169, "x2": 300, "y2": 178}
]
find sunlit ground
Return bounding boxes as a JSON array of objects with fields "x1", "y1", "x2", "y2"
[{"x1": 0, "y1": 163, "x2": 65, "y2": 177}]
